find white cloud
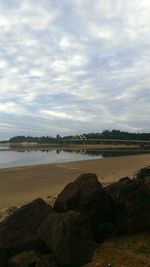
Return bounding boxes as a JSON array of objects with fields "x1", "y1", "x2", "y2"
[
  {"x1": 0, "y1": 0, "x2": 149, "y2": 138},
  {"x1": 0, "y1": 59, "x2": 7, "y2": 69},
  {"x1": 59, "y1": 36, "x2": 78, "y2": 49},
  {"x1": 0, "y1": 102, "x2": 26, "y2": 115},
  {"x1": 40, "y1": 109, "x2": 90, "y2": 123},
  {"x1": 41, "y1": 110, "x2": 74, "y2": 120}
]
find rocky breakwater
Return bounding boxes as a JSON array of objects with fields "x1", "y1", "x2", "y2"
[
  {"x1": 0, "y1": 167, "x2": 150, "y2": 267},
  {"x1": 105, "y1": 166, "x2": 150, "y2": 234}
]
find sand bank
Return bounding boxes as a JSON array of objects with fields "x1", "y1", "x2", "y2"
[{"x1": 0, "y1": 153, "x2": 150, "y2": 211}]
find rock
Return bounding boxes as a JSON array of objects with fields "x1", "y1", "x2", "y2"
[
  {"x1": 54, "y1": 173, "x2": 103, "y2": 214},
  {"x1": 104, "y1": 177, "x2": 133, "y2": 201},
  {"x1": 136, "y1": 166, "x2": 150, "y2": 180},
  {"x1": 118, "y1": 177, "x2": 131, "y2": 184},
  {"x1": 0, "y1": 198, "x2": 52, "y2": 266},
  {"x1": 36, "y1": 254, "x2": 58, "y2": 267},
  {"x1": 105, "y1": 170, "x2": 150, "y2": 234},
  {"x1": 6, "y1": 207, "x2": 18, "y2": 216},
  {"x1": 0, "y1": 248, "x2": 7, "y2": 267},
  {"x1": 92, "y1": 223, "x2": 116, "y2": 243},
  {"x1": 54, "y1": 173, "x2": 116, "y2": 242},
  {"x1": 7, "y1": 250, "x2": 40, "y2": 267},
  {"x1": 38, "y1": 210, "x2": 96, "y2": 266},
  {"x1": 54, "y1": 173, "x2": 116, "y2": 223}
]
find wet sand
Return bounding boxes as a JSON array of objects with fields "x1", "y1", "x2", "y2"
[{"x1": 0, "y1": 153, "x2": 150, "y2": 211}]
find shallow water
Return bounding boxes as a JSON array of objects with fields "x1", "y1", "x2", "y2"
[
  {"x1": 0, "y1": 149, "x2": 102, "y2": 169},
  {"x1": 0, "y1": 144, "x2": 149, "y2": 169}
]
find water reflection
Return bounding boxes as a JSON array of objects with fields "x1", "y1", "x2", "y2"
[
  {"x1": 60, "y1": 148, "x2": 150, "y2": 157},
  {"x1": 0, "y1": 146, "x2": 149, "y2": 169},
  {"x1": 1, "y1": 146, "x2": 150, "y2": 156},
  {"x1": 82, "y1": 150, "x2": 150, "y2": 157},
  {"x1": 0, "y1": 148, "x2": 102, "y2": 169},
  {"x1": 0, "y1": 143, "x2": 10, "y2": 150}
]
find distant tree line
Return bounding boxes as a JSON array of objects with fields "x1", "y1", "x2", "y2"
[
  {"x1": 9, "y1": 130, "x2": 150, "y2": 144},
  {"x1": 9, "y1": 135, "x2": 56, "y2": 144},
  {"x1": 83, "y1": 130, "x2": 150, "y2": 140}
]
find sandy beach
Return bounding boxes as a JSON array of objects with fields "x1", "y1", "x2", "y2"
[{"x1": 0, "y1": 153, "x2": 150, "y2": 213}]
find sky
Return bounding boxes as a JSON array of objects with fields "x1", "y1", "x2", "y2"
[{"x1": 0, "y1": 0, "x2": 150, "y2": 140}]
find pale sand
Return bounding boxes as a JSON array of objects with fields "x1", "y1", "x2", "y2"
[{"x1": 0, "y1": 153, "x2": 150, "y2": 211}]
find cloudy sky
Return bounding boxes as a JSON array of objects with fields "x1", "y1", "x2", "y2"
[{"x1": 0, "y1": 0, "x2": 150, "y2": 139}]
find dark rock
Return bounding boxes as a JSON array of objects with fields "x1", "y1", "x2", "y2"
[
  {"x1": 91, "y1": 223, "x2": 116, "y2": 243},
  {"x1": 38, "y1": 210, "x2": 96, "y2": 266},
  {"x1": 36, "y1": 254, "x2": 58, "y2": 267},
  {"x1": 0, "y1": 198, "x2": 52, "y2": 266},
  {"x1": 54, "y1": 173, "x2": 116, "y2": 242},
  {"x1": 136, "y1": 166, "x2": 150, "y2": 180},
  {"x1": 54, "y1": 173, "x2": 103, "y2": 214},
  {"x1": 6, "y1": 207, "x2": 18, "y2": 215},
  {"x1": 0, "y1": 248, "x2": 7, "y2": 267},
  {"x1": 118, "y1": 177, "x2": 131, "y2": 184},
  {"x1": 104, "y1": 177, "x2": 133, "y2": 201},
  {"x1": 105, "y1": 171, "x2": 150, "y2": 234},
  {"x1": 7, "y1": 250, "x2": 40, "y2": 267},
  {"x1": 54, "y1": 173, "x2": 116, "y2": 223}
]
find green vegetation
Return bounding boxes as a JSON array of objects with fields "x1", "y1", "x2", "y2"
[
  {"x1": 84, "y1": 130, "x2": 150, "y2": 140},
  {"x1": 9, "y1": 130, "x2": 150, "y2": 144},
  {"x1": 9, "y1": 135, "x2": 56, "y2": 144}
]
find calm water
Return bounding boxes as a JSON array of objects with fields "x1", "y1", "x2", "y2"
[
  {"x1": 0, "y1": 144, "x2": 149, "y2": 169},
  {"x1": 0, "y1": 146, "x2": 103, "y2": 169}
]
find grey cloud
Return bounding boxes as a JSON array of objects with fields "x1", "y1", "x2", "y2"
[{"x1": 0, "y1": 0, "x2": 149, "y2": 139}]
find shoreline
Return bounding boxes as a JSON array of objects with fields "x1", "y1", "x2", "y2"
[
  {"x1": 0, "y1": 149, "x2": 150, "y2": 171},
  {"x1": 0, "y1": 153, "x2": 150, "y2": 212},
  {"x1": 0, "y1": 147, "x2": 150, "y2": 171}
]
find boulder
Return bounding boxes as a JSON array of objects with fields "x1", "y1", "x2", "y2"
[
  {"x1": 54, "y1": 173, "x2": 116, "y2": 242},
  {"x1": 136, "y1": 166, "x2": 150, "y2": 180},
  {"x1": 7, "y1": 250, "x2": 40, "y2": 267},
  {"x1": 104, "y1": 177, "x2": 134, "y2": 201},
  {"x1": 0, "y1": 198, "x2": 52, "y2": 266},
  {"x1": 54, "y1": 173, "x2": 116, "y2": 224},
  {"x1": 38, "y1": 210, "x2": 96, "y2": 266},
  {"x1": 36, "y1": 254, "x2": 58, "y2": 267},
  {"x1": 0, "y1": 248, "x2": 7, "y2": 267},
  {"x1": 105, "y1": 170, "x2": 150, "y2": 234},
  {"x1": 91, "y1": 223, "x2": 116, "y2": 243}
]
